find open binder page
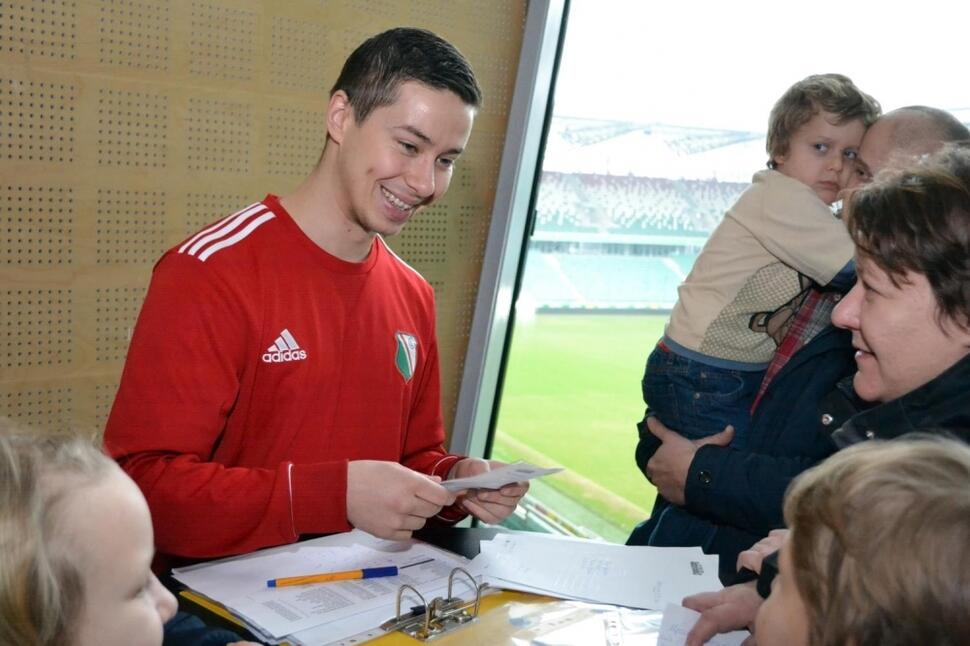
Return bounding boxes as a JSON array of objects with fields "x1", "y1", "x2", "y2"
[{"x1": 173, "y1": 531, "x2": 474, "y2": 640}]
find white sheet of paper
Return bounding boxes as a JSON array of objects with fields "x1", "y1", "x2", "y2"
[
  {"x1": 441, "y1": 461, "x2": 563, "y2": 491},
  {"x1": 173, "y1": 531, "x2": 474, "y2": 639},
  {"x1": 472, "y1": 533, "x2": 721, "y2": 610},
  {"x1": 525, "y1": 604, "x2": 666, "y2": 646},
  {"x1": 657, "y1": 603, "x2": 749, "y2": 646}
]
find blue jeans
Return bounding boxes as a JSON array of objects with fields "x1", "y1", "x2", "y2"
[
  {"x1": 641, "y1": 342, "x2": 762, "y2": 449},
  {"x1": 638, "y1": 342, "x2": 763, "y2": 552}
]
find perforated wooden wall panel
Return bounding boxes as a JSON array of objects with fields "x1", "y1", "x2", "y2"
[{"x1": 0, "y1": 0, "x2": 526, "y2": 438}]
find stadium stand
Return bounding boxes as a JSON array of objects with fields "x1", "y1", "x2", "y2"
[
  {"x1": 519, "y1": 114, "x2": 763, "y2": 312},
  {"x1": 522, "y1": 171, "x2": 744, "y2": 310},
  {"x1": 535, "y1": 172, "x2": 745, "y2": 236}
]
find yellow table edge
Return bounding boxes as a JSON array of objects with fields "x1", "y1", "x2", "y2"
[{"x1": 180, "y1": 588, "x2": 555, "y2": 644}]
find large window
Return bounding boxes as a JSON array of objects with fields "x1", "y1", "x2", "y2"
[{"x1": 488, "y1": 0, "x2": 970, "y2": 541}]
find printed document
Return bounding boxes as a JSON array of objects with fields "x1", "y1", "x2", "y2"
[
  {"x1": 173, "y1": 531, "x2": 475, "y2": 640},
  {"x1": 472, "y1": 533, "x2": 721, "y2": 610}
]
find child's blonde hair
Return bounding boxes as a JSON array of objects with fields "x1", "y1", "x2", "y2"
[
  {"x1": 766, "y1": 73, "x2": 881, "y2": 168},
  {"x1": 0, "y1": 424, "x2": 117, "y2": 645},
  {"x1": 784, "y1": 435, "x2": 970, "y2": 645}
]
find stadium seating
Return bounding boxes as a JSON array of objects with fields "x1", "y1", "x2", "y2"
[
  {"x1": 521, "y1": 170, "x2": 751, "y2": 310},
  {"x1": 535, "y1": 172, "x2": 745, "y2": 235}
]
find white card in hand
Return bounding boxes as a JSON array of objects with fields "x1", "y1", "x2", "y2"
[{"x1": 441, "y1": 461, "x2": 562, "y2": 491}]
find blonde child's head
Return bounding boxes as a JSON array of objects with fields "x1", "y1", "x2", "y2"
[
  {"x1": 756, "y1": 435, "x2": 970, "y2": 646},
  {"x1": 0, "y1": 426, "x2": 176, "y2": 646}
]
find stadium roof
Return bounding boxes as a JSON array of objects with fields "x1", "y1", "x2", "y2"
[
  {"x1": 543, "y1": 116, "x2": 768, "y2": 182},
  {"x1": 543, "y1": 111, "x2": 970, "y2": 183}
]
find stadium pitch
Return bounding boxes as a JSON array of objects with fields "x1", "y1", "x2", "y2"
[{"x1": 492, "y1": 311, "x2": 667, "y2": 542}]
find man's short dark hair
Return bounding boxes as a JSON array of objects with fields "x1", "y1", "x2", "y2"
[
  {"x1": 846, "y1": 143, "x2": 970, "y2": 329},
  {"x1": 330, "y1": 27, "x2": 482, "y2": 124}
]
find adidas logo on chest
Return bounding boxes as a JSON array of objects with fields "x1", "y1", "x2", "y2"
[{"x1": 262, "y1": 328, "x2": 307, "y2": 363}]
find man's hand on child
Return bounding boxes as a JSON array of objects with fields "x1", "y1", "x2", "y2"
[{"x1": 645, "y1": 416, "x2": 734, "y2": 505}]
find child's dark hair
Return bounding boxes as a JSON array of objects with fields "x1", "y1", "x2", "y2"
[
  {"x1": 766, "y1": 74, "x2": 880, "y2": 168},
  {"x1": 330, "y1": 27, "x2": 482, "y2": 124}
]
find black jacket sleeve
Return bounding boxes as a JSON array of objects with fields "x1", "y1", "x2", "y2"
[
  {"x1": 684, "y1": 447, "x2": 823, "y2": 535},
  {"x1": 681, "y1": 326, "x2": 857, "y2": 535}
]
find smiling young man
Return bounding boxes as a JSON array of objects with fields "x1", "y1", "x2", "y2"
[{"x1": 103, "y1": 28, "x2": 527, "y2": 570}]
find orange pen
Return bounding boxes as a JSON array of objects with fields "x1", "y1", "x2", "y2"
[{"x1": 266, "y1": 566, "x2": 398, "y2": 588}]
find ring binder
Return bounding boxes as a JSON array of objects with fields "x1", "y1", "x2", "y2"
[{"x1": 379, "y1": 567, "x2": 488, "y2": 641}]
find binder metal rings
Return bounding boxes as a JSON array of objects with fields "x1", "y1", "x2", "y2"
[{"x1": 380, "y1": 567, "x2": 488, "y2": 641}]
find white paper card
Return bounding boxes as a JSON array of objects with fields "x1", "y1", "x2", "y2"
[{"x1": 441, "y1": 461, "x2": 563, "y2": 491}]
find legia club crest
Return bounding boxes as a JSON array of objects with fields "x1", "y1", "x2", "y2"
[{"x1": 394, "y1": 331, "x2": 418, "y2": 382}]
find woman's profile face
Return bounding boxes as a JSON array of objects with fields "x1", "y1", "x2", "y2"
[
  {"x1": 832, "y1": 257, "x2": 970, "y2": 403},
  {"x1": 64, "y1": 469, "x2": 176, "y2": 646}
]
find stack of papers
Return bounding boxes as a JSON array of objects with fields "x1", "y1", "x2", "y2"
[
  {"x1": 173, "y1": 531, "x2": 480, "y2": 645},
  {"x1": 173, "y1": 529, "x2": 729, "y2": 645},
  {"x1": 471, "y1": 532, "x2": 721, "y2": 610},
  {"x1": 495, "y1": 601, "x2": 747, "y2": 646}
]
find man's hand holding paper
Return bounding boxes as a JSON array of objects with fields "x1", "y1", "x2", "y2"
[
  {"x1": 445, "y1": 459, "x2": 553, "y2": 523},
  {"x1": 346, "y1": 460, "x2": 457, "y2": 540}
]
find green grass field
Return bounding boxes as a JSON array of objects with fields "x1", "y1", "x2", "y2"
[{"x1": 491, "y1": 312, "x2": 667, "y2": 542}]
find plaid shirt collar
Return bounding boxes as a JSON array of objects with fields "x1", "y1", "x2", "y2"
[{"x1": 752, "y1": 289, "x2": 841, "y2": 412}]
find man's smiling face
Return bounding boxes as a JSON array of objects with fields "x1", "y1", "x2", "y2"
[{"x1": 330, "y1": 81, "x2": 475, "y2": 239}]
